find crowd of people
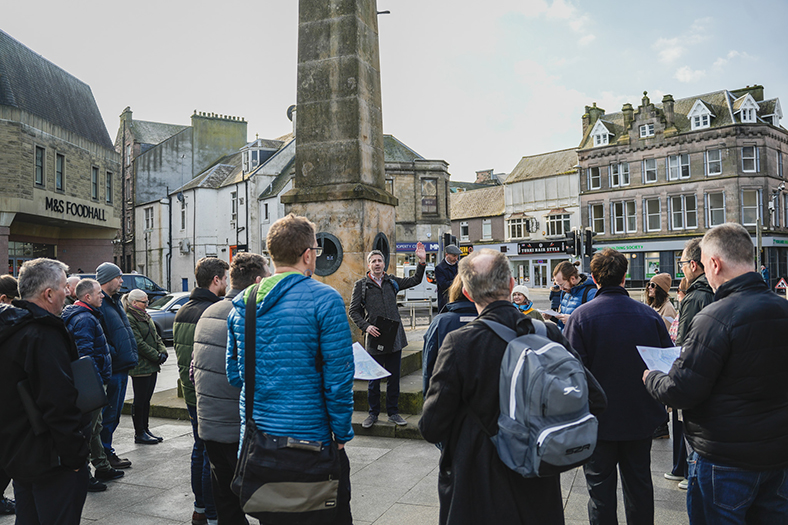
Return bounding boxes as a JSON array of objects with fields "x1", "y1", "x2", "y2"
[{"x1": 1, "y1": 218, "x2": 787, "y2": 525}]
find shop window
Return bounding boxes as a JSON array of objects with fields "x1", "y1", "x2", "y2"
[
  {"x1": 645, "y1": 252, "x2": 660, "y2": 279},
  {"x1": 705, "y1": 149, "x2": 722, "y2": 176},
  {"x1": 706, "y1": 192, "x2": 726, "y2": 226},
  {"x1": 675, "y1": 251, "x2": 686, "y2": 279}
]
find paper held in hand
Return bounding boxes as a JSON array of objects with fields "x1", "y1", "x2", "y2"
[
  {"x1": 353, "y1": 342, "x2": 391, "y2": 380},
  {"x1": 538, "y1": 309, "x2": 562, "y2": 317},
  {"x1": 637, "y1": 346, "x2": 681, "y2": 374}
]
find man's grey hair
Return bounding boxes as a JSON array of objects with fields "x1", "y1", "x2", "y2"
[
  {"x1": 75, "y1": 278, "x2": 99, "y2": 299},
  {"x1": 367, "y1": 250, "x2": 384, "y2": 263},
  {"x1": 700, "y1": 222, "x2": 755, "y2": 268},
  {"x1": 18, "y1": 258, "x2": 69, "y2": 300},
  {"x1": 458, "y1": 248, "x2": 511, "y2": 304}
]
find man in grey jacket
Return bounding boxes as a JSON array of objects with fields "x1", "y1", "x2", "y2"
[{"x1": 193, "y1": 253, "x2": 270, "y2": 525}]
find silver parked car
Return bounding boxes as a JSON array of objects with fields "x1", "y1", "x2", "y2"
[{"x1": 147, "y1": 292, "x2": 190, "y2": 342}]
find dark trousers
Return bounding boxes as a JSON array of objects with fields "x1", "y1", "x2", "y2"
[
  {"x1": 670, "y1": 410, "x2": 688, "y2": 478},
  {"x1": 584, "y1": 438, "x2": 654, "y2": 525},
  {"x1": 100, "y1": 370, "x2": 128, "y2": 454},
  {"x1": 367, "y1": 351, "x2": 401, "y2": 417},
  {"x1": 331, "y1": 447, "x2": 352, "y2": 525},
  {"x1": 1, "y1": 469, "x2": 10, "y2": 495},
  {"x1": 188, "y1": 404, "x2": 216, "y2": 519},
  {"x1": 13, "y1": 465, "x2": 88, "y2": 525},
  {"x1": 203, "y1": 440, "x2": 248, "y2": 525},
  {"x1": 131, "y1": 374, "x2": 157, "y2": 435}
]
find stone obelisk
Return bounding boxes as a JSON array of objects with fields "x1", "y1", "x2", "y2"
[{"x1": 282, "y1": 0, "x2": 396, "y2": 306}]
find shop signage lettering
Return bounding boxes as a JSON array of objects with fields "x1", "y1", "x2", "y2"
[
  {"x1": 45, "y1": 197, "x2": 106, "y2": 221},
  {"x1": 518, "y1": 241, "x2": 565, "y2": 255},
  {"x1": 774, "y1": 239, "x2": 788, "y2": 245},
  {"x1": 608, "y1": 244, "x2": 644, "y2": 251}
]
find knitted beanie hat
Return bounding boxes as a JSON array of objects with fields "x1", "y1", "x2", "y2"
[
  {"x1": 650, "y1": 273, "x2": 672, "y2": 294},
  {"x1": 512, "y1": 284, "x2": 530, "y2": 300}
]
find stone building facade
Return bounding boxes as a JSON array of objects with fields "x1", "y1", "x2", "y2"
[
  {"x1": 450, "y1": 184, "x2": 505, "y2": 258},
  {"x1": 578, "y1": 86, "x2": 788, "y2": 288},
  {"x1": 0, "y1": 30, "x2": 121, "y2": 275}
]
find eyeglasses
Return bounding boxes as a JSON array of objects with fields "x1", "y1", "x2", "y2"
[
  {"x1": 647, "y1": 282, "x2": 657, "y2": 288},
  {"x1": 135, "y1": 299, "x2": 149, "y2": 305},
  {"x1": 301, "y1": 246, "x2": 323, "y2": 257},
  {"x1": 678, "y1": 260, "x2": 692, "y2": 267}
]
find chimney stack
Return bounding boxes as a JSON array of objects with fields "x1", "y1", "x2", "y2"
[{"x1": 662, "y1": 94, "x2": 675, "y2": 127}]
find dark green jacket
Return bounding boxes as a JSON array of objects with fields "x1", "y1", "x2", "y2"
[
  {"x1": 126, "y1": 304, "x2": 167, "y2": 377},
  {"x1": 675, "y1": 273, "x2": 714, "y2": 346},
  {"x1": 174, "y1": 288, "x2": 221, "y2": 406}
]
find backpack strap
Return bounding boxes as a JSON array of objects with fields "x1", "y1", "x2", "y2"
[
  {"x1": 244, "y1": 283, "x2": 261, "y2": 426},
  {"x1": 482, "y1": 318, "x2": 547, "y2": 341},
  {"x1": 581, "y1": 285, "x2": 592, "y2": 304}
]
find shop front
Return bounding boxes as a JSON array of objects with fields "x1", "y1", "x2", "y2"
[{"x1": 509, "y1": 240, "x2": 570, "y2": 288}]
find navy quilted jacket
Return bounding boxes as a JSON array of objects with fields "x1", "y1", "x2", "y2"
[
  {"x1": 97, "y1": 291, "x2": 138, "y2": 373},
  {"x1": 62, "y1": 303, "x2": 112, "y2": 383},
  {"x1": 226, "y1": 272, "x2": 355, "y2": 445}
]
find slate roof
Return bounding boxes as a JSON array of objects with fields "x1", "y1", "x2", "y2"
[
  {"x1": 384, "y1": 135, "x2": 424, "y2": 162},
  {"x1": 0, "y1": 30, "x2": 113, "y2": 149},
  {"x1": 130, "y1": 120, "x2": 188, "y2": 145},
  {"x1": 506, "y1": 148, "x2": 578, "y2": 184},
  {"x1": 450, "y1": 185, "x2": 504, "y2": 220},
  {"x1": 178, "y1": 151, "x2": 242, "y2": 192},
  {"x1": 258, "y1": 159, "x2": 295, "y2": 200}
]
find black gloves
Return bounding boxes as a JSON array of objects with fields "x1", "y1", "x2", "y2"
[{"x1": 158, "y1": 352, "x2": 169, "y2": 365}]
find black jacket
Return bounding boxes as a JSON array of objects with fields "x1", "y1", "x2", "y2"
[
  {"x1": 0, "y1": 301, "x2": 89, "y2": 480},
  {"x1": 646, "y1": 272, "x2": 788, "y2": 470},
  {"x1": 419, "y1": 301, "x2": 605, "y2": 525},
  {"x1": 349, "y1": 263, "x2": 425, "y2": 355},
  {"x1": 564, "y1": 286, "x2": 670, "y2": 441},
  {"x1": 98, "y1": 291, "x2": 138, "y2": 373},
  {"x1": 675, "y1": 273, "x2": 714, "y2": 346},
  {"x1": 435, "y1": 258, "x2": 458, "y2": 312}
]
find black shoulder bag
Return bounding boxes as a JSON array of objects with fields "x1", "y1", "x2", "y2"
[{"x1": 231, "y1": 284, "x2": 341, "y2": 525}]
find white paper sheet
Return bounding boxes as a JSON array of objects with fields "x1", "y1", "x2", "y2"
[
  {"x1": 538, "y1": 309, "x2": 562, "y2": 317},
  {"x1": 353, "y1": 342, "x2": 391, "y2": 380},
  {"x1": 637, "y1": 346, "x2": 681, "y2": 374}
]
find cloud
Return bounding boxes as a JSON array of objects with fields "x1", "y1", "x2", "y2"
[
  {"x1": 652, "y1": 17, "x2": 712, "y2": 64},
  {"x1": 578, "y1": 34, "x2": 596, "y2": 46},
  {"x1": 674, "y1": 66, "x2": 706, "y2": 83},
  {"x1": 713, "y1": 50, "x2": 756, "y2": 68},
  {"x1": 654, "y1": 37, "x2": 684, "y2": 64}
]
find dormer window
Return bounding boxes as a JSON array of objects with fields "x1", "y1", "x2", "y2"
[
  {"x1": 688, "y1": 99, "x2": 715, "y2": 131},
  {"x1": 741, "y1": 108, "x2": 755, "y2": 123},
  {"x1": 733, "y1": 93, "x2": 759, "y2": 124},
  {"x1": 639, "y1": 123, "x2": 655, "y2": 138},
  {"x1": 590, "y1": 120, "x2": 613, "y2": 148}
]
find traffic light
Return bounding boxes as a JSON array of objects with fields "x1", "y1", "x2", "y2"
[
  {"x1": 584, "y1": 229, "x2": 597, "y2": 258},
  {"x1": 564, "y1": 230, "x2": 579, "y2": 256}
]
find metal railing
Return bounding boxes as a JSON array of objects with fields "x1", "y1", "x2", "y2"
[{"x1": 402, "y1": 300, "x2": 434, "y2": 328}]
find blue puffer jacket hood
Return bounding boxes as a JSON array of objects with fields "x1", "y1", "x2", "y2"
[
  {"x1": 227, "y1": 272, "x2": 355, "y2": 446},
  {"x1": 97, "y1": 292, "x2": 138, "y2": 373},
  {"x1": 62, "y1": 303, "x2": 112, "y2": 383},
  {"x1": 556, "y1": 274, "x2": 597, "y2": 330}
]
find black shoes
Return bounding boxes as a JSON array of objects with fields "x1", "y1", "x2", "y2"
[
  {"x1": 107, "y1": 452, "x2": 132, "y2": 469},
  {"x1": 134, "y1": 433, "x2": 159, "y2": 445},
  {"x1": 652, "y1": 422, "x2": 670, "y2": 440},
  {"x1": 145, "y1": 429, "x2": 164, "y2": 442},
  {"x1": 94, "y1": 467, "x2": 125, "y2": 481},
  {"x1": 87, "y1": 476, "x2": 108, "y2": 492}
]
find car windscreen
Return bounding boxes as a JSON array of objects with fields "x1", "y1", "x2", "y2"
[{"x1": 148, "y1": 294, "x2": 174, "y2": 310}]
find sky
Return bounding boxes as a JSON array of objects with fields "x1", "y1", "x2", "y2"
[{"x1": 3, "y1": 0, "x2": 788, "y2": 182}]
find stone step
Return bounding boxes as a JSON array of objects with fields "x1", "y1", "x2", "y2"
[
  {"x1": 351, "y1": 410, "x2": 424, "y2": 440},
  {"x1": 353, "y1": 368, "x2": 424, "y2": 415}
]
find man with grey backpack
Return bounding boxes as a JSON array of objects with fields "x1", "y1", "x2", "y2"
[{"x1": 420, "y1": 249, "x2": 606, "y2": 525}]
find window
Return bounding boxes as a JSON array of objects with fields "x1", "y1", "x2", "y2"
[
  {"x1": 144, "y1": 207, "x2": 153, "y2": 230},
  {"x1": 645, "y1": 198, "x2": 661, "y2": 232},
  {"x1": 612, "y1": 201, "x2": 636, "y2": 233},
  {"x1": 105, "y1": 172, "x2": 113, "y2": 203},
  {"x1": 669, "y1": 195, "x2": 697, "y2": 230},
  {"x1": 507, "y1": 218, "x2": 528, "y2": 240},
  {"x1": 779, "y1": 152, "x2": 784, "y2": 179},
  {"x1": 742, "y1": 146, "x2": 759, "y2": 172},
  {"x1": 741, "y1": 108, "x2": 755, "y2": 123},
  {"x1": 705, "y1": 149, "x2": 722, "y2": 176},
  {"x1": 263, "y1": 202, "x2": 269, "y2": 222},
  {"x1": 643, "y1": 158, "x2": 657, "y2": 183},
  {"x1": 667, "y1": 154, "x2": 690, "y2": 180},
  {"x1": 180, "y1": 199, "x2": 186, "y2": 230},
  {"x1": 588, "y1": 167, "x2": 601, "y2": 190},
  {"x1": 609, "y1": 162, "x2": 630, "y2": 187},
  {"x1": 640, "y1": 123, "x2": 655, "y2": 138},
  {"x1": 706, "y1": 192, "x2": 726, "y2": 226},
  {"x1": 741, "y1": 189, "x2": 760, "y2": 225},
  {"x1": 546, "y1": 214, "x2": 570, "y2": 236},
  {"x1": 231, "y1": 191, "x2": 238, "y2": 221},
  {"x1": 593, "y1": 133, "x2": 608, "y2": 147},
  {"x1": 482, "y1": 219, "x2": 492, "y2": 240},
  {"x1": 55, "y1": 154, "x2": 64, "y2": 191},
  {"x1": 421, "y1": 178, "x2": 437, "y2": 214},
  {"x1": 35, "y1": 146, "x2": 44, "y2": 186},
  {"x1": 385, "y1": 178, "x2": 394, "y2": 194},
  {"x1": 90, "y1": 167, "x2": 98, "y2": 199},
  {"x1": 460, "y1": 222, "x2": 469, "y2": 241},
  {"x1": 125, "y1": 144, "x2": 131, "y2": 166},
  {"x1": 692, "y1": 114, "x2": 710, "y2": 129},
  {"x1": 590, "y1": 204, "x2": 604, "y2": 234}
]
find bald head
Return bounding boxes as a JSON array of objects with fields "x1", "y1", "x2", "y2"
[
  {"x1": 66, "y1": 276, "x2": 81, "y2": 298},
  {"x1": 458, "y1": 249, "x2": 513, "y2": 308}
]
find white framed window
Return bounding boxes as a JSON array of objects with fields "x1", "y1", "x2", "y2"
[
  {"x1": 588, "y1": 167, "x2": 601, "y2": 190},
  {"x1": 482, "y1": 219, "x2": 492, "y2": 240},
  {"x1": 460, "y1": 221, "x2": 469, "y2": 241},
  {"x1": 231, "y1": 191, "x2": 238, "y2": 221},
  {"x1": 610, "y1": 164, "x2": 630, "y2": 187},
  {"x1": 667, "y1": 154, "x2": 690, "y2": 180},
  {"x1": 669, "y1": 194, "x2": 698, "y2": 230},
  {"x1": 692, "y1": 114, "x2": 710, "y2": 129},
  {"x1": 640, "y1": 123, "x2": 655, "y2": 138},
  {"x1": 263, "y1": 202, "x2": 270, "y2": 222},
  {"x1": 55, "y1": 153, "x2": 65, "y2": 191},
  {"x1": 705, "y1": 149, "x2": 722, "y2": 176},
  {"x1": 619, "y1": 162, "x2": 630, "y2": 186},
  {"x1": 643, "y1": 158, "x2": 657, "y2": 183},
  {"x1": 35, "y1": 146, "x2": 45, "y2": 186},
  {"x1": 742, "y1": 146, "x2": 759, "y2": 172},
  {"x1": 180, "y1": 198, "x2": 186, "y2": 230},
  {"x1": 645, "y1": 198, "x2": 661, "y2": 232},
  {"x1": 593, "y1": 133, "x2": 609, "y2": 147},
  {"x1": 144, "y1": 206, "x2": 154, "y2": 230},
  {"x1": 590, "y1": 204, "x2": 604, "y2": 234},
  {"x1": 385, "y1": 178, "x2": 394, "y2": 194},
  {"x1": 91, "y1": 167, "x2": 99, "y2": 199},
  {"x1": 741, "y1": 108, "x2": 756, "y2": 123},
  {"x1": 105, "y1": 172, "x2": 113, "y2": 204},
  {"x1": 706, "y1": 192, "x2": 726, "y2": 227},
  {"x1": 507, "y1": 218, "x2": 527, "y2": 240},
  {"x1": 612, "y1": 201, "x2": 636, "y2": 233},
  {"x1": 741, "y1": 189, "x2": 760, "y2": 225},
  {"x1": 778, "y1": 152, "x2": 784, "y2": 179},
  {"x1": 546, "y1": 214, "x2": 571, "y2": 237},
  {"x1": 125, "y1": 144, "x2": 131, "y2": 166}
]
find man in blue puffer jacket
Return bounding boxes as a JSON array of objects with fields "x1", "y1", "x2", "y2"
[
  {"x1": 95, "y1": 263, "x2": 138, "y2": 470},
  {"x1": 227, "y1": 214, "x2": 355, "y2": 524},
  {"x1": 546, "y1": 261, "x2": 597, "y2": 330}
]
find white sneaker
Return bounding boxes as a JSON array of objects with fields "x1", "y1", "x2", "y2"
[{"x1": 664, "y1": 472, "x2": 684, "y2": 481}]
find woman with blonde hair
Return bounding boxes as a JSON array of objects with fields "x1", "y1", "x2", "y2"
[{"x1": 125, "y1": 289, "x2": 168, "y2": 444}]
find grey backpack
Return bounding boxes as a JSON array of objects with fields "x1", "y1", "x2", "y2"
[{"x1": 479, "y1": 319, "x2": 598, "y2": 478}]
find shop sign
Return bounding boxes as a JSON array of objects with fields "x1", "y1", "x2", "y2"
[
  {"x1": 517, "y1": 241, "x2": 565, "y2": 255},
  {"x1": 45, "y1": 197, "x2": 107, "y2": 221},
  {"x1": 396, "y1": 242, "x2": 440, "y2": 252},
  {"x1": 459, "y1": 245, "x2": 473, "y2": 256}
]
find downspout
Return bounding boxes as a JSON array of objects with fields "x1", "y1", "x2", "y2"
[
  {"x1": 167, "y1": 186, "x2": 172, "y2": 291},
  {"x1": 235, "y1": 182, "x2": 240, "y2": 249}
]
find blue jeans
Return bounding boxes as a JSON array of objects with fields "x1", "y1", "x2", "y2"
[
  {"x1": 100, "y1": 371, "x2": 128, "y2": 454},
  {"x1": 687, "y1": 451, "x2": 788, "y2": 524},
  {"x1": 187, "y1": 404, "x2": 216, "y2": 519}
]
